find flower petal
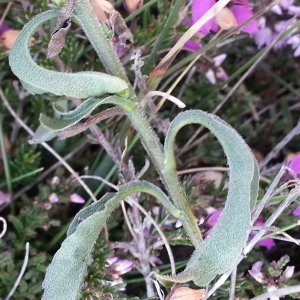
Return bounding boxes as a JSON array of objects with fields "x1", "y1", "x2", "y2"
[
  {"x1": 257, "y1": 237, "x2": 275, "y2": 249},
  {"x1": 292, "y1": 205, "x2": 300, "y2": 216},
  {"x1": 230, "y1": 4, "x2": 258, "y2": 35},
  {"x1": 192, "y1": 0, "x2": 217, "y2": 35},
  {"x1": 70, "y1": 193, "x2": 85, "y2": 204}
]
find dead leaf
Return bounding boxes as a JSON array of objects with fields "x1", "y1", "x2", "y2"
[
  {"x1": 109, "y1": 10, "x2": 133, "y2": 47},
  {"x1": 47, "y1": 0, "x2": 76, "y2": 58},
  {"x1": 57, "y1": 107, "x2": 124, "y2": 139}
]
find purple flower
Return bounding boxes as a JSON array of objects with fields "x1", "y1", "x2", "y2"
[
  {"x1": 0, "y1": 22, "x2": 10, "y2": 35},
  {"x1": 0, "y1": 191, "x2": 10, "y2": 206},
  {"x1": 253, "y1": 18, "x2": 274, "y2": 49},
  {"x1": 51, "y1": 176, "x2": 60, "y2": 186},
  {"x1": 175, "y1": 35, "x2": 202, "y2": 52},
  {"x1": 285, "y1": 154, "x2": 300, "y2": 180},
  {"x1": 204, "y1": 211, "x2": 275, "y2": 249},
  {"x1": 205, "y1": 54, "x2": 229, "y2": 84},
  {"x1": 271, "y1": 0, "x2": 300, "y2": 15},
  {"x1": 287, "y1": 35, "x2": 300, "y2": 57},
  {"x1": 203, "y1": 210, "x2": 222, "y2": 227},
  {"x1": 192, "y1": 0, "x2": 219, "y2": 35},
  {"x1": 248, "y1": 261, "x2": 265, "y2": 283},
  {"x1": 292, "y1": 205, "x2": 300, "y2": 216},
  {"x1": 191, "y1": 0, "x2": 258, "y2": 36},
  {"x1": 49, "y1": 193, "x2": 59, "y2": 203},
  {"x1": 182, "y1": 39, "x2": 202, "y2": 52},
  {"x1": 106, "y1": 256, "x2": 133, "y2": 279},
  {"x1": 253, "y1": 215, "x2": 276, "y2": 249},
  {"x1": 256, "y1": 237, "x2": 275, "y2": 249}
]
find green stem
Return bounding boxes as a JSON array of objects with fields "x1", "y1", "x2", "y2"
[
  {"x1": 66, "y1": 1, "x2": 202, "y2": 246},
  {"x1": 120, "y1": 99, "x2": 203, "y2": 247},
  {"x1": 74, "y1": 0, "x2": 129, "y2": 81}
]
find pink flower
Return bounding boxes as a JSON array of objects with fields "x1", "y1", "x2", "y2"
[
  {"x1": 254, "y1": 17, "x2": 274, "y2": 49},
  {"x1": 106, "y1": 256, "x2": 133, "y2": 279},
  {"x1": 203, "y1": 210, "x2": 222, "y2": 227},
  {"x1": 0, "y1": 21, "x2": 10, "y2": 35},
  {"x1": 204, "y1": 211, "x2": 275, "y2": 249},
  {"x1": 191, "y1": 0, "x2": 258, "y2": 36},
  {"x1": 205, "y1": 54, "x2": 229, "y2": 84},
  {"x1": 175, "y1": 35, "x2": 202, "y2": 52},
  {"x1": 182, "y1": 39, "x2": 202, "y2": 52},
  {"x1": 254, "y1": 215, "x2": 276, "y2": 249},
  {"x1": 283, "y1": 266, "x2": 294, "y2": 280},
  {"x1": 49, "y1": 193, "x2": 59, "y2": 203},
  {"x1": 256, "y1": 237, "x2": 275, "y2": 249},
  {"x1": 0, "y1": 191, "x2": 10, "y2": 206},
  {"x1": 248, "y1": 261, "x2": 265, "y2": 283},
  {"x1": 293, "y1": 205, "x2": 300, "y2": 216},
  {"x1": 70, "y1": 193, "x2": 85, "y2": 204},
  {"x1": 42, "y1": 203, "x2": 52, "y2": 210},
  {"x1": 51, "y1": 176, "x2": 60, "y2": 186},
  {"x1": 271, "y1": 0, "x2": 300, "y2": 15},
  {"x1": 285, "y1": 154, "x2": 300, "y2": 180}
]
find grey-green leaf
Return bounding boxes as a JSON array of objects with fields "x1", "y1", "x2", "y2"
[
  {"x1": 158, "y1": 110, "x2": 260, "y2": 287},
  {"x1": 42, "y1": 181, "x2": 176, "y2": 300},
  {"x1": 9, "y1": 10, "x2": 130, "y2": 99}
]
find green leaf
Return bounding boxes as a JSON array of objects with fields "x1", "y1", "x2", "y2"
[
  {"x1": 158, "y1": 110, "x2": 260, "y2": 287},
  {"x1": 29, "y1": 96, "x2": 122, "y2": 143},
  {"x1": 42, "y1": 181, "x2": 175, "y2": 300},
  {"x1": 42, "y1": 192, "x2": 121, "y2": 300}
]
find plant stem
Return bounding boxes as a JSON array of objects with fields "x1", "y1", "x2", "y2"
[
  {"x1": 122, "y1": 100, "x2": 203, "y2": 247},
  {"x1": 74, "y1": 0, "x2": 129, "y2": 81},
  {"x1": 75, "y1": 1, "x2": 202, "y2": 246}
]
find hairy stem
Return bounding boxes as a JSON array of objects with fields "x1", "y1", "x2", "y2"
[
  {"x1": 121, "y1": 100, "x2": 203, "y2": 247},
  {"x1": 74, "y1": 0, "x2": 129, "y2": 81}
]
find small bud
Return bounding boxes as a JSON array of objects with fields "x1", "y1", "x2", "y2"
[
  {"x1": 49, "y1": 193, "x2": 59, "y2": 203},
  {"x1": 166, "y1": 285, "x2": 205, "y2": 300},
  {"x1": 283, "y1": 266, "x2": 294, "y2": 280},
  {"x1": 248, "y1": 261, "x2": 266, "y2": 283},
  {"x1": 70, "y1": 193, "x2": 85, "y2": 204},
  {"x1": 42, "y1": 203, "x2": 52, "y2": 210},
  {"x1": 51, "y1": 176, "x2": 60, "y2": 186},
  {"x1": 215, "y1": 7, "x2": 237, "y2": 30},
  {"x1": 124, "y1": 0, "x2": 143, "y2": 14},
  {"x1": 90, "y1": 0, "x2": 114, "y2": 22}
]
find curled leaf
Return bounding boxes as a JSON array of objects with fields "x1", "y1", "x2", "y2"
[
  {"x1": 57, "y1": 107, "x2": 124, "y2": 139},
  {"x1": 47, "y1": 0, "x2": 76, "y2": 58},
  {"x1": 109, "y1": 10, "x2": 133, "y2": 47}
]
